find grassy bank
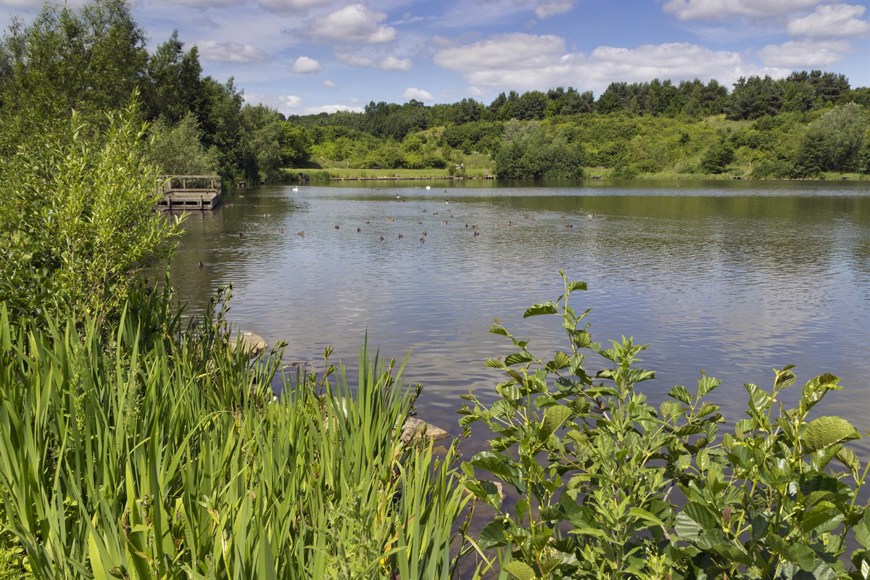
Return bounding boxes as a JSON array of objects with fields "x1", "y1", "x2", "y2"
[{"x1": 289, "y1": 165, "x2": 869, "y2": 183}]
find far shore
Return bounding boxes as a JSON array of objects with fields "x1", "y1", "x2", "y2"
[{"x1": 283, "y1": 167, "x2": 869, "y2": 184}]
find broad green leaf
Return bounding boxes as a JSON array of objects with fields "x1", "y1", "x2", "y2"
[
  {"x1": 745, "y1": 382, "x2": 772, "y2": 414},
  {"x1": 728, "y1": 444, "x2": 754, "y2": 469},
  {"x1": 470, "y1": 452, "x2": 523, "y2": 490},
  {"x1": 697, "y1": 374, "x2": 720, "y2": 398},
  {"x1": 696, "y1": 449, "x2": 710, "y2": 472},
  {"x1": 546, "y1": 351, "x2": 571, "y2": 371},
  {"x1": 569, "y1": 526, "x2": 608, "y2": 539},
  {"x1": 799, "y1": 502, "x2": 840, "y2": 534},
  {"x1": 523, "y1": 301, "x2": 558, "y2": 318},
  {"x1": 628, "y1": 506, "x2": 666, "y2": 529},
  {"x1": 855, "y1": 510, "x2": 870, "y2": 549},
  {"x1": 540, "y1": 405, "x2": 572, "y2": 441},
  {"x1": 836, "y1": 447, "x2": 860, "y2": 474},
  {"x1": 504, "y1": 560, "x2": 537, "y2": 580},
  {"x1": 505, "y1": 352, "x2": 533, "y2": 366},
  {"x1": 801, "y1": 373, "x2": 841, "y2": 411},
  {"x1": 486, "y1": 358, "x2": 507, "y2": 369},
  {"x1": 566, "y1": 280, "x2": 587, "y2": 293},
  {"x1": 767, "y1": 533, "x2": 816, "y2": 572},
  {"x1": 802, "y1": 416, "x2": 860, "y2": 454},
  {"x1": 674, "y1": 512, "x2": 702, "y2": 540},
  {"x1": 668, "y1": 385, "x2": 692, "y2": 404},
  {"x1": 683, "y1": 502, "x2": 719, "y2": 532},
  {"x1": 478, "y1": 519, "x2": 508, "y2": 549},
  {"x1": 490, "y1": 322, "x2": 510, "y2": 336}
]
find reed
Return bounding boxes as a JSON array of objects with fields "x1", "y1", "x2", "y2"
[{"x1": 0, "y1": 287, "x2": 467, "y2": 578}]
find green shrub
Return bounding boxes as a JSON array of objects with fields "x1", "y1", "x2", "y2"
[
  {"x1": 0, "y1": 105, "x2": 182, "y2": 326},
  {"x1": 460, "y1": 273, "x2": 869, "y2": 578}
]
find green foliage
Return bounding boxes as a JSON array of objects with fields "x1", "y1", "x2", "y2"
[
  {"x1": 792, "y1": 103, "x2": 868, "y2": 177},
  {"x1": 0, "y1": 0, "x2": 146, "y2": 119},
  {"x1": 0, "y1": 105, "x2": 182, "y2": 326},
  {"x1": 700, "y1": 139, "x2": 735, "y2": 174},
  {"x1": 0, "y1": 287, "x2": 468, "y2": 578},
  {"x1": 146, "y1": 112, "x2": 218, "y2": 175},
  {"x1": 460, "y1": 274, "x2": 869, "y2": 578},
  {"x1": 494, "y1": 120, "x2": 584, "y2": 180},
  {"x1": 141, "y1": 31, "x2": 203, "y2": 125}
]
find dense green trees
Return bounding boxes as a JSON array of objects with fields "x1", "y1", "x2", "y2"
[
  {"x1": 792, "y1": 103, "x2": 868, "y2": 177},
  {"x1": 0, "y1": 0, "x2": 146, "y2": 119},
  {"x1": 494, "y1": 120, "x2": 584, "y2": 180},
  {"x1": 0, "y1": 106, "x2": 181, "y2": 324},
  {"x1": 146, "y1": 112, "x2": 218, "y2": 175},
  {"x1": 0, "y1": 0, "x2": 301, "y2": 185}
]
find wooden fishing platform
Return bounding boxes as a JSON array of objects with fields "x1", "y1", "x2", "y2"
[{"x1": 156, "y1": 175, "x2": 222, "y2": 211}]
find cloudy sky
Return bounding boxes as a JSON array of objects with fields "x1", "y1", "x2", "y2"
[{"x1": 2, "y1": 0, "x2": 869, "y2": 115}]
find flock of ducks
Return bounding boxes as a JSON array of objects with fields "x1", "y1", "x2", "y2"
[{"x1": 227, "y1": 190, "x2": 604, "y2": 248}]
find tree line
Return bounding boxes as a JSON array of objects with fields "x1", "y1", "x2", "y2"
[
  {"x1": 1, "y1": 0, "x2": 868, "y2": 184},
  {"x1": 0, "y1": 0, "x2": 300, "y2": 185}
]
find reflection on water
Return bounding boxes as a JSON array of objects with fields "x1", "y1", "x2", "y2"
[{"x1": 167, "y1": 181, "x2": 870, "y2": 457}]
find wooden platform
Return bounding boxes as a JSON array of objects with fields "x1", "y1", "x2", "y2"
[{"x1": 156, "y1": 175, "x2": 222, "y2": 211}]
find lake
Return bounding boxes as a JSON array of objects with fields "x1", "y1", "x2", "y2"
[{"x1": 168, "y1": 180, "x2": 870, "y2": 457}]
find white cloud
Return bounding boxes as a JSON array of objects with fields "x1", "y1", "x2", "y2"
[
  {"x1": 0, "y1": 0, "x2": 87, "y2": 7},
  {"x1": 336, "y1": 53, "x2": 374, "y2": 67},
  {"x1": 197, "y1": 40, "x2": 268, "y2": 63},
  {"x1": 787, "y1": 4, "x2": 870, "y2": 38},
  {"x1": 448, "y1": 1, "x2": 573, "y2": 24},
  {"x1": 258, "y1": 0, "x2": 329, "y2": 14},
  {"x1": 305, "y1": 104, "x2": 365, "y2": 114},
  {"x1": 243, "y1": 92, "x2": 302, "y2": 115},
  {"x1": 757, "y1": 39, "x2": 851, "y2": 67},
  {"x1": 151, "y1": 0, "x2": 237, "y2": 7},
  {"x1": 281, "y1": 95, "x2": 304, "y2": 109},
  {"x1": 434, "y1": 33, "x2": 567, "y2": 74},
  {"x1": 323, "y1": 80, "x2": 338, "y2": 88},
  {"x1": 403, "y1": 87, "x2": 433, "y2": 101},
  {"x1": 434, "y1": 34, "x2": 753, "y2": 95},
  {"x1": 380, "y1": 56, "x2": 412, "y2": 71},
  {"x1": 292, "y1": 56, "x2": 322, "y2": 73},
  {"x1": 663, "y1": 0, "x2": 820, "y2": 21},
  {"x1": 535, "y1": 0, "x2": 572, "y2": 19},
  {"x1": 585, "y1": 43, "x2": 742, "y2": 85},
  {"x1": 336, "y1": 52, "x2": 411, "y2": 70},
  {"x1": 309, "y1": 4, "x2": 396, "y2": 43}
]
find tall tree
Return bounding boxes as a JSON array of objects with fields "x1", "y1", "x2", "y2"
[
  {"x1": 142, "y1": 31, "x2": 203, "y2": 123},
  {"x1": 0, "y1": 0, "x2": 146, "y2": 118}
]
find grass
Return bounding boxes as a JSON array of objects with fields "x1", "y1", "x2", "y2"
[{"x1": 0, "y1": 286, "x2": 469, "y2": 578}]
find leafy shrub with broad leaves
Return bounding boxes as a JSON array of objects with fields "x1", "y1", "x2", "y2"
[{"x1": 459, "y1": 273, "x2": 869, "y2": 579}]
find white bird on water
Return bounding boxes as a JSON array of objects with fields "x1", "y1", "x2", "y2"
[{"x1": 292, "y1": 186, "x2": 299, "y2": 192}]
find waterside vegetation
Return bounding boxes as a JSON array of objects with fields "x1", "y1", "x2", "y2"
[{"x1": 2, "y1": 1, "x2": 870, "y2": 577}]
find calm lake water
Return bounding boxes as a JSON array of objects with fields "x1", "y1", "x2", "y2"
[{"x1": 168, "y1": 180, "x2": 870, "y2": 457}]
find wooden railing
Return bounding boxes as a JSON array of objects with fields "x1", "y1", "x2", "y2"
[{"x1": 156, "y1": 175, "x2": 222, "y2": 211}]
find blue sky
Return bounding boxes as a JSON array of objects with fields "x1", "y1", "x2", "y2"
[{"x1": 2, "y1": 0, "x2": 869, "y2": 115}]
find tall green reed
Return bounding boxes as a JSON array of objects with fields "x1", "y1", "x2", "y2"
[{"x1": 0, "y1": 286, "x2": 467, "y2": 578}]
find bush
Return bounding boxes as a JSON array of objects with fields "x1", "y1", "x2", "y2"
[
  {"x1": 460, "y1": 273, "x2": 870, "y2": 578},
  {"x1": 700, "y1": 139, "x2": 735, "y2": 174},
  {"x1": 0, "y1": 105, "x2": 182, "y2": 325}
]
